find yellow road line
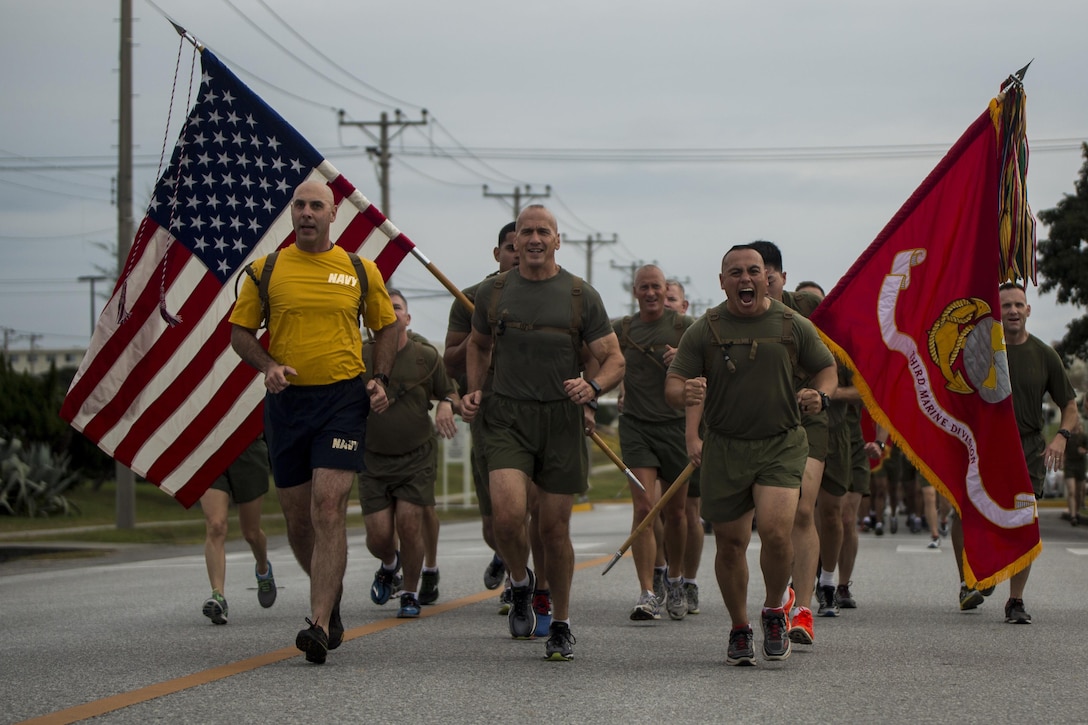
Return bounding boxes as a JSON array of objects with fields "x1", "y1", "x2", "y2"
[{"x1": 18, "y1": 553, "x2": 615, "y2": 725}]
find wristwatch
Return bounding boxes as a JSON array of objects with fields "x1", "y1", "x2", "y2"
[
  {"x1": 818, "y1": 391, "x2": 831, "y2": 412},
  {"x1": 371, "y1": 372, "x2": 390, "y2": 387},
  {"x1": 1058, "y1": 428, "x2": 1072, "y2": 440},
  {"x1": 588, "y1": 379, "x2": 602, "y2": 398}
]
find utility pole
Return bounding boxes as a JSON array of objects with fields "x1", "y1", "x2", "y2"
[
  {"x1": 562, "y1": 233, "x2": 616, "y2": 286},
  {"x1": 338, "y1": 108, "x2": 428, "y2": 219},
  {"x1": 482, "y1": 184, "x2": 551, "y2": 218},
  {"x1": 77, "y1": 275, "x2": 108, "y2": 336},
  {"x1": 610, "y1": 259, "x2": 656, "y2": 316},
  {"x1": 115, "y1": 0, "x2": 135, "y2": 530}
]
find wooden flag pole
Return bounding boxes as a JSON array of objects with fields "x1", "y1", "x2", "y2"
[{"x1": 602, "y1": 462, "x2": 697, "y2": 575}]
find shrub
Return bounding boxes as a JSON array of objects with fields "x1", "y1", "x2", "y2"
[{"x1": 0, "y1": 436, "x2": 82, "y2": 518}]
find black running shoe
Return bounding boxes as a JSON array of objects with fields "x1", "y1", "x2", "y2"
[
  {"x1": 761, "y1": 609, "x2": 791, "y2": 661},
  {"x1": 544, "y1": 621, "x2": 575, "y2": 661},
  {"x1": 370, "y1": 553, "x2": 402, "y2": 606},
  {"x1": 419, "y1": 569, "x2": 440, "y2": 605},
  {"x1": 295, "y1": 619, "x2": 329, "y2": 664},
  {"x1": 483, "y1": 555, "x2": 506, "y2": 590},
  {"x1": 1004, "y1": 598, "x2": 1032, "y2": 624},
  {"x1": 835, "y1": 582, "x2": 857, "y2": 609},
  {"x1": 726, "y1": 625, "x2": 755, "y2": 666},
  {"x1": 816, "y1": 584, "x2": 840, "y2": 617},
  {"x1": 328, "y1": 601, "x2": 344, "y2": 650},
  {"x1": 508, "y1": 569, "x2": 537, "y2": 639}
]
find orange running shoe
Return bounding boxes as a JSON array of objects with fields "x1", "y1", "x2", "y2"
[{"x1": 788, "y1": 606, "x2": 815, "y2": 645}]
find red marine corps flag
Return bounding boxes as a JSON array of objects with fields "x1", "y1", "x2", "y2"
[
  {"x1": 60, "y1": 39, "x2": 414, "y2": 507},
  {"x1": 810, "y1": 69, "x2": 1040, "y2": 589}
]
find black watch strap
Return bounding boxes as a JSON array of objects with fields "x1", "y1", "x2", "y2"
[
  {"x1": 588, "y1": 379, "x2": 602, "y2": 398},
  {"x1": 1058, "y1": 428, "x2": 1072, "y2": 440},
  {"x1": 372, "y1": 373, "x2": 390, "y2": 387},
  {"x1": 818, "y1": 391, "x2": 831, "y2": 412}
]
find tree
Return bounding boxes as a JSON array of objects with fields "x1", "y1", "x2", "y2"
[{"x1": 1037, "y1": 142, "x2": 1088, "y2": 361}]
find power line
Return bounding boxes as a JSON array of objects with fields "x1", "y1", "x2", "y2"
[{"x1": 253, "y1": 0, "x2": 421, "y2": 111}]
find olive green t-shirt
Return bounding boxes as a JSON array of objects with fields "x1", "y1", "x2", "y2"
[
  {"x1": 1007, "y1": 333, "x2": 1075, "y2": 438},
  {"x1": 613, "y1": 309, "x2": 695, "y2": 422},
  {"x1": 446, "y1": 275, "x2": 492, "y2": 394},
  {"x1": 780, "y1": 289, "x2": 822, "y2": 318},
  {"x1": 471, "y1": 268, "x2": 613, "y2": 402},
  {"x1": 362, "y1": 335, "x2": 456, "y2": 455},
  {"x1": 668, "y1": 299, "x2": 834, "y2": 440}
]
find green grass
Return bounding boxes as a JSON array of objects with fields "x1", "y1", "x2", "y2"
[{"x1": 0, "y1": 431, "x2": 634, "y2": 547}]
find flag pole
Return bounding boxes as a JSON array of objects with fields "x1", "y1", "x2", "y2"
[
  {"x1": 602, "y1": 462, "x2": 696, "y2": 575},
  {"x1": 163, "y1": 23, "x2": 633, "y2": 486}
]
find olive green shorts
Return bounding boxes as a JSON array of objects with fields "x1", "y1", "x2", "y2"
[
  {"x1": 850, "y1": 432, "x2": 871, "y2": 496},
  {"x1": 823, "y1": 425, "x2": 871, "y2": 496},
  {"x1": 618, "y1": 415, "x2": 689, "y2": 486},
  {"x1": 1022, "y1": 434, "x2": 1045, "y2": 498},
  {"x1": 700, "y1": 426, "x2": 807, "y2": 523},
  {"x1": 482, "y1": 394, "x2": 588, "y2": 496},
  {"x1": 359, "y1": 438, "x2": 438, "y2": 515},
  {"x1": 470, "y1": 414, "x2": 492, "y2": 517},
  {"x1": 801, "y1": 410, "x2": 829, "y2": 462},
  {"x1": 884, "y1": 445, "x2": 917, "y2": 484},
  {"x1": 210, "y1": 437, "x2": 270, "y2": 504}
]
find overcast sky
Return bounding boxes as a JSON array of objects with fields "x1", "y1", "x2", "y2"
[{"x1": 2, "y1": 0, "x2": 1086, "y2": 354}]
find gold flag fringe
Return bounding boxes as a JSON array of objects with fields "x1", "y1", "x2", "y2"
[{"x1": 814, "y1": 327, "x2": 1041, "y2": 591}]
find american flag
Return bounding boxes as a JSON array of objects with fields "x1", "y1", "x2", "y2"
[{"x1": 60, "y1": 49, "x2": 415, "y2": 507}]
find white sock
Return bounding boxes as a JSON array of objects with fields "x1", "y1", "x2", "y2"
[{"x1": 819, "y1": 569, "x2": 836, "y2": 587}]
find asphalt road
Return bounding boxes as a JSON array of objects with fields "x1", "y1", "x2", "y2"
[{"x1": 2, "y1": 503, "x2": 1087, "y2": 724}]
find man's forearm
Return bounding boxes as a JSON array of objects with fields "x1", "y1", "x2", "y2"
[{"x1": 230, "y1": 325, "x2": 275, "y2": 374}]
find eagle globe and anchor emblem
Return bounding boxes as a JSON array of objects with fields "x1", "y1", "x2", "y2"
[{"x1": 926, "y1": 297, "x2": 1011, "y2": 402}]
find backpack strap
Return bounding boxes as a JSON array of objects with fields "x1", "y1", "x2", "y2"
[
  {"x1": 705, "y1": 306, "x2": 798, "y2": 375},
  {"x1": 487, "y1": 272, "x2": 585, "y2": 351},
  {"x1": 346, "y1": 252, "x2": 369, "y2": 326},
  {"x1": 619, "y1": 314, "x2": 669, "y2": 372},
  {"x1": 240, "y1": 249, "x2": 280, "y2": 330},
  {"x1": 241, "y1": 249, "x2": 370, "y2": 330}
]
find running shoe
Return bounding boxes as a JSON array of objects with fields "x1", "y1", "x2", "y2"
[
  {"x1": 630, "y1": 590, "x2": 661, "y2": 621},
  {"x1": 370, "y1": 554, "x2": 402, "y2": 606},
  {"x1": 256, "y1": 563, "x2": 277, "y2": 608},
  {"x1": 980, "y1": 583, "x2": 996, "y2": 597},
  {"x1": 835, "y1": 583, "x2": 857, "y2": 609},
  {"x1": 544, "y1": 621, "x2": 576, "y2": 661},
  {"x1": 939, "y1": 519, "x2": 950, "y2": 537},
  {"x1": 532, "y1": 590, "x2": 553, "y2": 638},
  {"x1": 761, "y1": 608, "x2": 791, "y2": 661},
  {"x1": 816, "y1": 584, "x2": 839, "y2": 617},
  {"x1": 419, "y1": 569, "x2": 440, "y2": 605},
  {"x1": 726, "y1": 624, "x2": 755, "y2": 666},
  {"x1": 684, "y1": 582, "x2": 700, "y2": 615},
  {"x1": 665, "y1": 579, "x2": 687, "y2": 621},
  {"x1": 202, "y1": 592, "x2": 228, "y2": 625},
  {"x1": 295, "y1": 618, "x2": 328, "y2": 664},
  {"x1": 508, "y1": 570, "x2": 537, "y2": 639},
  {"x1": 874, "y1": 521, "x2": 884, "y2": 536},
  {"x1": 498, "y1": 584, "x2": 512, "y2": 614},
  {"x1": 889, "y1": 515, "x2": 898, "y2": 534},
  {"x1": 1004, "y1": 598, "x2": 1032, "y2": 624},
  {"x1": 788, "y1": 607, "x2": 815, "y2": 645},
  {"x1": 652, "y1": 567, "x2": 667, "y2": 606},
  {"x1": 959, "y1": 585, "x2": 985, "y2": 610},
  {"x1": 483, "y1": 554, "x2": 506, "y2": 590},
  {"x1": 328, "y1": 600, "x2": 344, "y2": 650},
  {"x1": 397, "y1": 592, "x2": 422, "y2": 619},
  {"x1": 927, "y1": 536, "x2": 941, "y2": 549}
]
